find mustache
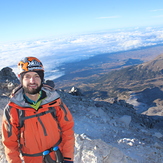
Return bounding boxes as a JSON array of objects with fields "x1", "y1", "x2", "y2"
[{"x1": 27, "y1": 83, "x2": 38, "y2": 86}]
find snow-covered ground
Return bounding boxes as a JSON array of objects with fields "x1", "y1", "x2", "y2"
[{"x1": 1, "y1": 90, "x2": 162, "y2": 163}]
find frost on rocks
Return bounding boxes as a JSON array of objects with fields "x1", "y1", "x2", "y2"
[
  {"x1": 75, "y1": 133, "x2": 137, "y2": 163},
  {"x1": 0, "y1": 90, "x2": 163, "y2": 163},
  {"x1": 118, "y1": 115, "x2": 131, "y2": 128},
  {"x1": 153, "y1": 132, "x2": 163, "y2": 139},
  {"x1": 59, "y1": 91, "x2": 163, "y2": 163}
]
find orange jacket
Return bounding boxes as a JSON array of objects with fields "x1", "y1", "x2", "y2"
[{"x1": 2, "y1": 85, "x2": 75, "y2": 163}]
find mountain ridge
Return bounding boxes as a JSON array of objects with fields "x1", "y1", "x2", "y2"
[
  {"x1": 54, "y1": 45, "x2": 163, "y2": 93},
  {"x1": 81, "y1": 53, "x2": 163, "y2": 98}
]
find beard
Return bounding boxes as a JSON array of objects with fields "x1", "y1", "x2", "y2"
[{"x1": 23, "y1": 84, "x2": 42, "y2": 95}]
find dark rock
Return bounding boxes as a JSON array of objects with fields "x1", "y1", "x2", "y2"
[
  {"x1": 0, "y1": 67, "x2": 19, "y2": 83},
  {"x1": 0, "y1": 67, "x2": 20, "y2": 96},
  {"x1": 45, "y1": 80, "x2": 55, "y2": 88}
]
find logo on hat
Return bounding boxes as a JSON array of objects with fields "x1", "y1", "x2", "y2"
[{"x1": 28, "y1": 60, "x2": 43, "y2": 71}]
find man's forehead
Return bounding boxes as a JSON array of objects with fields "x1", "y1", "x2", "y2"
[{"x1": 24, "y1": 71, "x2": 38, "y2": 76}]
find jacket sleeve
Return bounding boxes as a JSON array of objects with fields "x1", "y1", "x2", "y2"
[
  {"x1": 2, "y1": 104, "x2": 22, "y2": 163},
  {"x1": 56, "y1": 99, "x2": 75, "y2": 162}
]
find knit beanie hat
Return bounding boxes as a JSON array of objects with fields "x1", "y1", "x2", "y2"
[{"x1": 19, "y1": 70, "x2": 44, "y2": 83}]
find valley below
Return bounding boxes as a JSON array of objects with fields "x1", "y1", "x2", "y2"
[
  {"x1": 54, "y1": 45, "x2": 163, "y2": 91},
  {"x1": 54, "y1": 44, "x2": 163, "y2": 118}
]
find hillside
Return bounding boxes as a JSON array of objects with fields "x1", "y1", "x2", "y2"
[
  {"x1": 80, "y1": 53, "x2": 163, "y2": 99},
  {"x1": 0, "y1": 89, "x2": 163, "y2": 163},
  {"x1": 54, "y1": 45, "x2": 163, "y2": 90}
]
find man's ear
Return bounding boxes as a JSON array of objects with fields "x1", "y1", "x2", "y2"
[{"x1": 18, "y1": 74, "x2": 20, "y2": 78}]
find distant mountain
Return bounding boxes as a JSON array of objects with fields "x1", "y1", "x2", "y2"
[
  {"x1": 54, "y1": 45, "x2": 163, "y2": 95},
  {"x1": 79, "y1": 53, "x2": 163, "y2": 100}
]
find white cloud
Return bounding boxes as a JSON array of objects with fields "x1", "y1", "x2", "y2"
[
  {"x1": 150, "y1": 9, "x2": 163, "y2": 12},
  {"x1": 152, "y1": 15, "x2": 163, "y2": 18},
  {"x1": 118, "y1": 40, "x2": 142, "y2": 49},
  {"x1": 1, "y1": 26, "x2": 163, "y2": 79}
]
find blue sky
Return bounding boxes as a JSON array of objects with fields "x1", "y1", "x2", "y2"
[{"x1": 0, "y1": 0, "x2": 163, "y2": 42}]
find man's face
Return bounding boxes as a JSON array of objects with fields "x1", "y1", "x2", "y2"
[{"x1": 22, "y1": 71, "x2": 42, "y2": 95}]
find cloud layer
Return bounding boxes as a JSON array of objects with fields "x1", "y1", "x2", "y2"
[{"x1": 1, "y1": 26, "x2": 163, "y2": 79}]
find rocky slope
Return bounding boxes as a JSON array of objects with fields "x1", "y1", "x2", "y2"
[
  {"x1": 0, "y1": 67, "x2": 163, "y2": 162},
  {"x1": 0, "y1": 90, "x2": 163, "y2": 163}
]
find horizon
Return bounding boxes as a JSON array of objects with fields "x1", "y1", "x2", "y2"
[{"x1": 1, "y1": 26, "x2": 163, "y2": 80}]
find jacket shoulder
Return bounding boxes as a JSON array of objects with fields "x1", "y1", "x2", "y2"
[
  {"x1": 10, "y1": 84, "x2": 22, "y2": 98},
  {"x1": 41, "y1": 84, "x2": 60, "y2": 104}
]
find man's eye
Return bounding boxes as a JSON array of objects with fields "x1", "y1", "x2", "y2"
[
  {"x1": 35, "y1": 75, "x2": 40, "y2": 78},
  {"x1": 24, "y1": 75, "x2": 31, "y2": 79}
]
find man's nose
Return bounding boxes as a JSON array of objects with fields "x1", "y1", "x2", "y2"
[{"x1": 29, "y1": 77, "x2": 35, "y2": 83}]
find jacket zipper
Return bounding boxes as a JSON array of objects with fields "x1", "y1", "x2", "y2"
[{"x1": 37, "y1": 116, "x2": 48, "y2": 136}]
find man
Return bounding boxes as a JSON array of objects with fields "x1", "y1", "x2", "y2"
[{"x1": 2, "y1": 57, "x2": 75, "y2": 163}]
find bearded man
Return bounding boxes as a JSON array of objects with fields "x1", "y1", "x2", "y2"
[{"x1": 2, "y1": 57, "x2": 75, "y2": 163}]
